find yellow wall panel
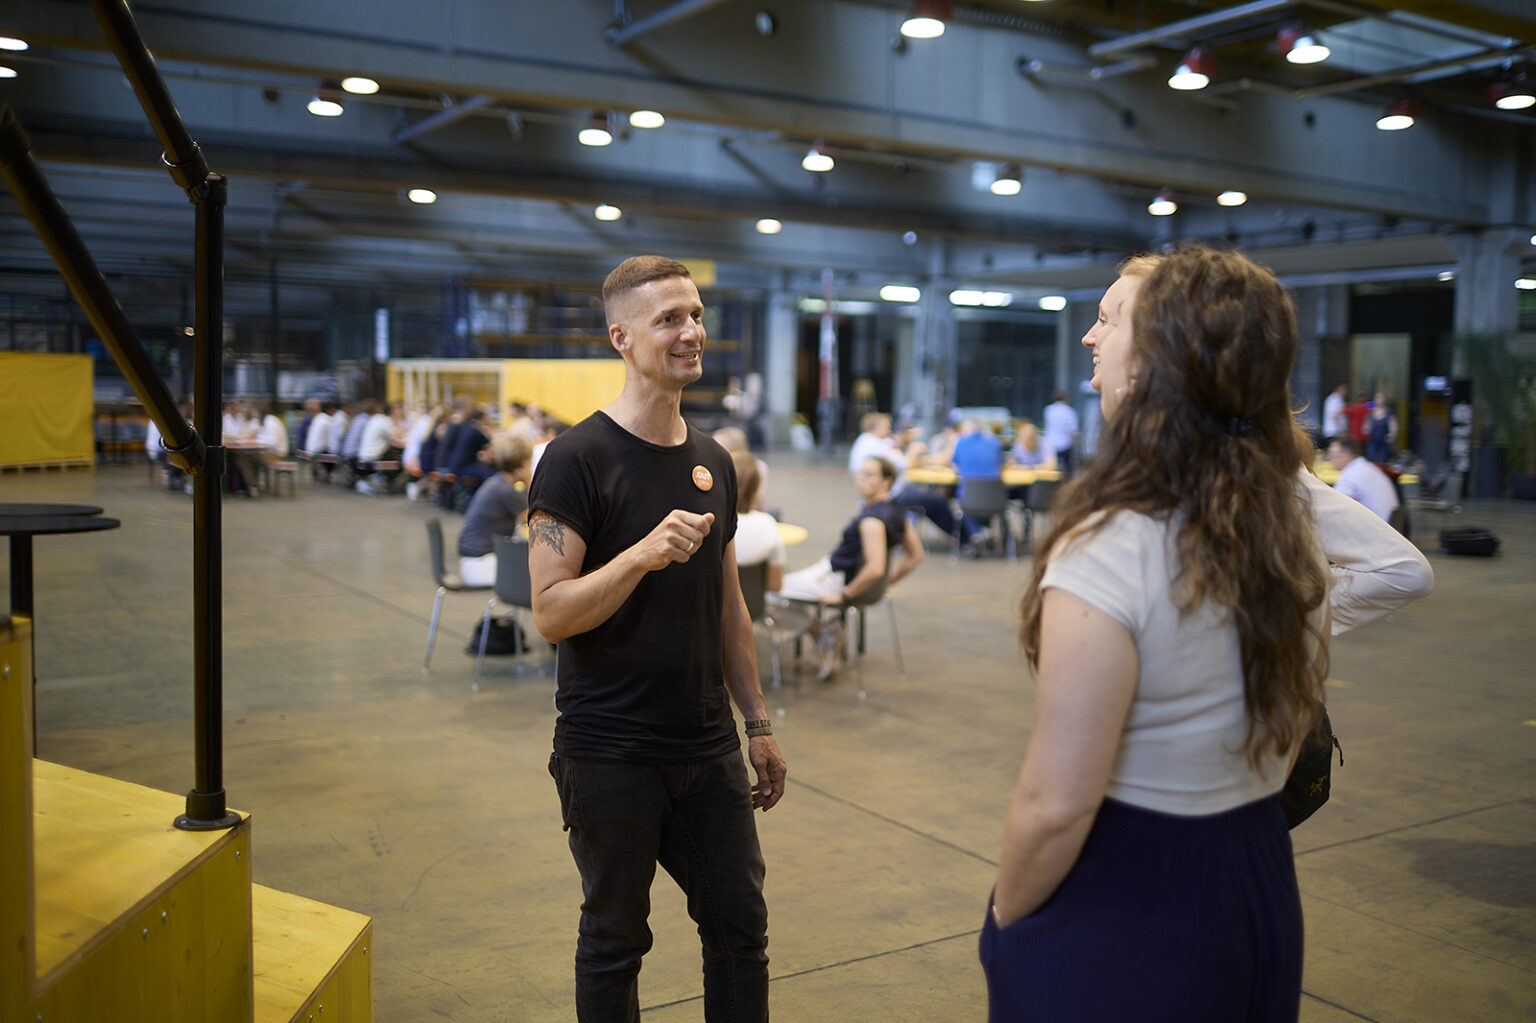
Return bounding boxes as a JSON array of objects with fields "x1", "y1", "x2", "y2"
[
  {"x1": 0, "y1": 353, "x2": 94, "y2": 467},
  {"x1": 1, "y1": 619, "x2": 35, "y2": 1023}
]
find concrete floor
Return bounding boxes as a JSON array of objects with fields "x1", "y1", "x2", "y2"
[{"x1": 3, "y1": 457, "x2": 1534, "y2": 1022}]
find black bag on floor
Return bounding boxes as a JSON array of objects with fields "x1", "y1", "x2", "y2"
[
  {"x1": 1439, "y1": 528, "x2": 1500, "y2": 556},
  {"x1": 1281, "y1": 710, "x2": 1342, "y2": 829},
  {"x1": 466, "y1": 616, "x2": 527, "y2": 656}
]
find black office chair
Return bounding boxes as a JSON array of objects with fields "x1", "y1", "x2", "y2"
[
  {"x1": 423, "y1": 517, "x2": 490, "y2": 673},
  {"x1": 958, "y1": 477, "x2": 1014, "y2": 559},
  {"x1": 472, "y1": 534, "x2": 549, "y2": 686},
  {"x1": 1021, "y1": 478, "x2": 1060, "y2": 554}
]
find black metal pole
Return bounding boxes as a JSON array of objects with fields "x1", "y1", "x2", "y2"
[
  {"x1": 0, "y1": 108, "x2": 202, "y2": 466},
  {"x1": 87, "y1": 0, "x2": 208, "y2": 195},
  {"x1": 178, "y1": 174, "x2": 238, "y2": 831}
]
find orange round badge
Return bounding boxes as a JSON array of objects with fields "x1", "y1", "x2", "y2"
[{"x1": 692, "y1": 465, "x2": 714, "y2": 492}]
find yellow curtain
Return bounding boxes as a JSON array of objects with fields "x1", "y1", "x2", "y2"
[{"x1": 0, "y1": 353, "x2": 94, "y2": 467}]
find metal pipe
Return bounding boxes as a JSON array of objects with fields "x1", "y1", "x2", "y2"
[
  {"x1": 392, "y1": 94, "x2": 494, "y2": 145},
  {"x1": 1291, "y1": 45, "x2": 1528, "y2": 99},
  {"x1": 179, "y1": 172, "x2": 238, "y2": 832},
  {"x1": 0, "y1": 106, "x2": 203, "y2": 467},
  {"x1": 1088, "y1": 0, "x2": 1297, "y2": 59},
  {"x1": 605, "y1": 0, "x2": 732, "y2": 46},
  {"x1": 87, "y1": 0, "x2": 208, "y2": 195},
  {"x1": 1022, "y1": 56, "x2": 1155, "y2": 81}
]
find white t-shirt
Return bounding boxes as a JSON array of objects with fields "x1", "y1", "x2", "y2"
[
  {"x1": 1041, "y1": 509, "x2": 1325, "y2": 816},
  {"x1": 1334, "y1": 458, "x2": 1399, "y2": 522},
  {"x1": 1042, "y1": 401, "x2": 1079, "y2": 453},
  {"x1": 257, "y1": 414, "x2": 288, "y2": 457},
  {"x1": 847, "y1": 432, "x2": 907, "y2": 475},
  {"x1": 1322, "y1": 392, "x2": 1347, "y2": 437},
  {"x1": 734, "y1": 510, "x2": 787, "y2": 571},
  {"x1": 359, "y1": 413, "x2": 396, "y2": 461}
]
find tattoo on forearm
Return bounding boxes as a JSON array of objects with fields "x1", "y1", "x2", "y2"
[{"x1": 531, "y1": 516, "x2": 566, "y2": 556}]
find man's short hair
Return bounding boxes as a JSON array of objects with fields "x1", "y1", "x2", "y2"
[
  {"x1": 859, "y1": 412, "x2": 890, "y2": 434},
  {"x1": 603, "y1": 256, "x2": 692, "y2": 323},
  {"x1": 1331, "y1": 436, "x2": 1362, "y2": 458},
  {"x1": 863, "y1": 455, "x2": 897, "y2": 483},
  {"x1": 490, "y1": 433, "x2": 533, "y2": 474}
]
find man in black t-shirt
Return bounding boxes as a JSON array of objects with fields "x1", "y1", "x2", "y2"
[{"x1": 528, "y1": 255, "x2": 788, "y2": 1023}]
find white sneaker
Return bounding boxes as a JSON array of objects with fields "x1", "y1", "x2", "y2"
[
  {"x1": 817, "y1": 622, "x2": 844, "y2": 682},
  {"x1": 355, "y1": 479, "x2": 374, "y2": 495}
]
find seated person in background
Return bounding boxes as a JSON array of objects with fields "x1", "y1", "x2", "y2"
[
  {"x1": 1328, "y1": 436, "x2": 1399, "y2": 522},
  {"x1": 729, "y1": 450, "x2": 786, "y2": 593},
  {"x1": 714, "y1": 426, "x2": 770, "y2": 512},
  {"x1": 355, "y1": 402, "x2": 404, "y2": 494},
  {"x1": 851, "y1": 411, "x2": 964, "y2": 545},
  {"x1": 457, "y1": 434, "x2": 535, "y2": 587},
  {"x1": 339, "y1": 399, "x2": 373, "y2": 469},
  {"x1": 294, "y1": 398, "x2": 320, "y2": 455},
  {"x1": 256, "y1": 404, "x2": 288, "y2": 461},
  {"x1": 952, "y1": 419, "x2": 1004, "y2": 544},
  {"x1": 446, "y1": 408, "x2": 493, "y2": 483},
  {"x1": 1008, "y1": 419, "x2": 1057, "y2": 471},
  {"x1": 778, "y1": 456, "x2": 925, "y2": 680}
]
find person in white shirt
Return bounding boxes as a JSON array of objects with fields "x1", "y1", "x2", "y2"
[
  {"x1": 1328, "y1": 436, "x2": 1400, "y2": 522},
  {"x1": 848, "y1": 412, "x2": 961, "y2": 542},
  {"x1": 728, "y1": 451, "x2": 786, "y2": 593},
  {"x1": 1322, "y1": 383, "x2": 1348, "y2": 441},
  {"x1": 1041, "y1": 391, "x2": 1080, "y2": 474},
  {"x1": 984, "y1": 246, "x2": 1432, "y2": 1020}
]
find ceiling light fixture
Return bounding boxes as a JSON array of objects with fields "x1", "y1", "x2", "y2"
[
  {"x1": 1437, "y1": 271, "x2": 1456, "y2": 282},
  {"x1": 802, "y1": 142, "x2": 834, "y2": 172},
  {"x1": 1168, "y1": 47, "x2": 1214, "y2": 91},
  {"x1": 407, "y1": 188, "x2": 437, "y2": 204},
  {"x1": 1148, "y1": 190, "x2": 1178, "y2": 216},
  {"x1": 341, "y1": 76, "x2": 379, "y2": 95},
  {"x1": 990, "y1": 164, "x2": 1023, "y2": 196},
  {"x1": 0, "y1": 66, "x2": 16, "y2": 79},
  {"x1": 949, "y1": 290, "x2": 984, "y2": 306},
  {"x1": 981, "y1": 292, "x2": 1013, "y2": 307},
  {"x1": 579, "y1": 112, "x2": 614, "y2": 147},
  {"x1": 900, "y1": 0, "x2": 950, "y2": 40},
  {"x1": 306, "y1": 89, "x2": 344, "y2": 117},
  {"x1": 755, "y1": 218, "x2": 783, "y2": 234},
  {"x1": 594, "y1": 203, "x2": 622, "y2": 221},
  {"x1": 629, "y1": 109, "x2": 666, "y2": 129},
  {"x1": 1278, "y1": 23, "x2": 1329, "y2": 65},
  {"x1": 1038, "y1": 295, "x2": 1067, "y2": 312},
  {"x1": 0, "y1": 36, "x2": 28, "y2": 51},
  {"x1": 880, "y1": 284, "x2": 922, "y2": 303},
  {"x1": 1516, "y1": 277, "x2": 1536, "y2": 290},
  {"x1": 1376, "y1": 98, "x2": 1419, "y2": 131},
  {"x1": 1491, "y1": 74, "x2": 1535, "y2": 111},
  {"x1": 1217, "y1": 189, "x2": 1248, "y2": 207}
]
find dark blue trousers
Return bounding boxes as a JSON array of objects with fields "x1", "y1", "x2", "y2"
[
  {"x1": 549, "y1": 751, "x2": 770, "y2": 1023},
  {"x1": 981, "y1": 795, "x2": 1302, "y2": 1023}
]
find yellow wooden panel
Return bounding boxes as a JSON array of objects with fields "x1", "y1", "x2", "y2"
[
  {"x1": 32, "y1": 830, "x2": 253, "y2": 1022},
  {"x1": 1, "y1": 617, "x2": 36, "y2": 1022},
  {"x1": 30, "y1": 761, "x2": 248, "y2": 981},
  {"x1": 254, "y1": 886, "x2": 372, "y2": 1023},
  {"x1": 0, "y1": 353, "x2": 94, "y2": 467}
]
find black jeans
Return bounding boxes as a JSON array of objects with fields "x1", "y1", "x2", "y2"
[{"x1": 549, "y1": 750, "x2": 770, "y2": 1022}]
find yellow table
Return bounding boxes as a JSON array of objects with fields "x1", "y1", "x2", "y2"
[
  {"x1": 904, "y1": 466, "x2": 1062, "y2": 488},
  {"x1": 776, "y1": 522, "x2": 809, "y2": 546}
]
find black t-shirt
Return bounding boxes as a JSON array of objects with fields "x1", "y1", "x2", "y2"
[
  {"x1": 527, "y1": 412, "x2": 739, "y2": 762},
  {"x1": 829, "y1": 500, "x2": 907, "y2": 578}
]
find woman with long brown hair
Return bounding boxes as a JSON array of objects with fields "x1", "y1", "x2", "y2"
[{"x1": 983, "y1": 246, "x2": 1340, "y2": 1021}]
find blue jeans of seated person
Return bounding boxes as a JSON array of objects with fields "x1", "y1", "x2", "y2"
[
  {"x1": 893, "y1": 483, "x2": 970, "y2": 541},
  {"x1": 548, "y1": 750, "x2": 770, "y2": 1023}
]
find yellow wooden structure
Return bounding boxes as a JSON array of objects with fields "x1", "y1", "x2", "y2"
[
  {"x1": 1, "y1": 617, "x2": 373, "y2": 1023},
  {"x1": 387, "y1": 357, "x2": 627, "y2": 427},
  {"x1": 0, "y1": 353, "x2": 95, "y2": 469}
]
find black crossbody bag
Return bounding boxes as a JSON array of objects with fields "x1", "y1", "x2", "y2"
[{"x1": 1280, "y1": 710, "x2": 1343, "y2": 829}]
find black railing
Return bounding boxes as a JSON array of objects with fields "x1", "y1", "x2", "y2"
[{"x1": 0, "y1": 0, "x2": 238, "y2": 830}]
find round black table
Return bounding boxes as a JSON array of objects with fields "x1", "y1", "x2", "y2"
[
  {"x1": 1, "y1": 514, "x2": 120, "y2": 617},
  {"x1": 0, "y1": 503, "x2": 104, "y2": 518}
]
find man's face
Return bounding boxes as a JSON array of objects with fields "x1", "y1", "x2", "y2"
[
  {"x1": 854, "y1": 458, "x2": 889, "y2": 501},
  {"x1": 610, "y1": 276, "x2": 706, "y2": 389},
  {"x1": 1082, "y1": 273, "x2": 1143, "y2": 422},
  {"x1": 1327, "y1": 442, "x2": 1351, "y2": 470}
]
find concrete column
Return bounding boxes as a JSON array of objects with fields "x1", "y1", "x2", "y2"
[
  {"x1": 1448, "y1": 229, "x2": 1525, "y2": 339},
  {"x1": 762, "y1": 283, "x2": 799, "y2": 449}
]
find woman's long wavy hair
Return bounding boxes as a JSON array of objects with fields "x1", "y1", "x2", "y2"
[{"x1": 1020, "y1": 246, "x2": 1329, "y2": 764}]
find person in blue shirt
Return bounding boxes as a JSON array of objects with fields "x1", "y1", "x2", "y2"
[{"x1": 952, "y1": 420, "x2": 1003, "y2": 545}]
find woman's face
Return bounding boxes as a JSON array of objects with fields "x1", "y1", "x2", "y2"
[{"x1": 1080, "y1": 273, "x2": 1143, "y2": 421}]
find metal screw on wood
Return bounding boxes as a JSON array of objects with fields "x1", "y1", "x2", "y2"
[
  {"x1": 141, "y1": 928, "x2": 149, "y2": 938},
  {"x1": 161, "y1": 911, "x2": 168, "y2": 922},
  {"x1": 235, "y1": 850, "x2": 241, "y2": 859},
  {"x1": 3, "y1": 663, "x2": 11, "y2": 680}
]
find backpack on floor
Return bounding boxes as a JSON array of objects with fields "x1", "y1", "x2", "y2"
[
  {"x1": 466, "y1": 616, "x2": 527, "y2": 656},
  {"x1": 1439, "y1": 528, "x2": 1500, "y2": 556}
]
